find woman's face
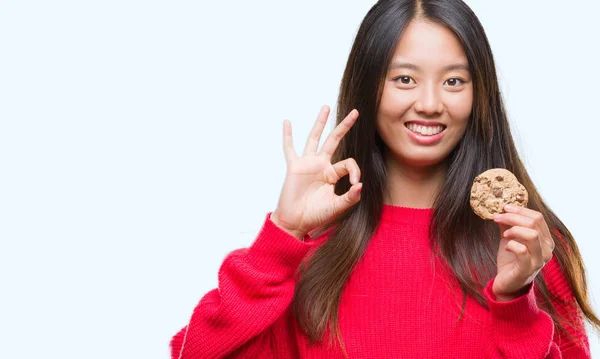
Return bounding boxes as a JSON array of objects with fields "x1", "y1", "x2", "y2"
[{"x1": 377, "y1": 19, "x2": 473, "y2": 168}]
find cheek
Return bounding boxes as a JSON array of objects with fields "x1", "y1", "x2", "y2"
[
  {"x1": 377, "y1": 88, "x2": 412, "y2": 137},
  {"x1": 446, "y1": 91, "x2": 473, "y2": 126},
  {"x1": 379, "y1": 84, "x2": 411, "y2": 118}
]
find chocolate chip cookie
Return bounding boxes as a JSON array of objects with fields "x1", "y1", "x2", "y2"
[{"x1": 470, "y1": 168, "x2": 528, "y2": 220}]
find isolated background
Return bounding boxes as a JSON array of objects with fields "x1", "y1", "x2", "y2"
[{"x1": 1, "y1": 1, "x2": 599, "y2": 357}]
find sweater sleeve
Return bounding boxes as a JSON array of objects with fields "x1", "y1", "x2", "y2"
[
  {"x1": 483, "y1": 256, "x2": 591, "y2": 358},
  {"x1": 169, "y1": 213, "x2": 325, "y2": 359}
]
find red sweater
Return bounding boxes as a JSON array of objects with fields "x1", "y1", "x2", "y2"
[{"x1": 170, "y1": 205, "x2": 590, "y2": 358}]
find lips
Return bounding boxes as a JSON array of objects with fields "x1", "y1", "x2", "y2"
[
  {"x1": 405, "y1": 122, "x2": 445, "y2": 136},
  {"x1": 404, "y1": 122, "x2": 446, "y2": 145},
  {"x1": 404, "y1": 120, "x2": 446, "y2": 127}
]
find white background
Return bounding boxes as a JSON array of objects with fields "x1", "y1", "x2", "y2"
[{"x1": 1, "y1": 1, "x2": 598, "y2": 358}]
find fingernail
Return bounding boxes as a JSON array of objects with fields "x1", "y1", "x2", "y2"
[
  {"x1": 505, "y1": 204, "x2": 516, "y2": 211},
  {"x1": 493, "y1": 214, "x2": 501, "y2": 221}
]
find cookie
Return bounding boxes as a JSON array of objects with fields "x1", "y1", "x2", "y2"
[{"x1": 469, "y1": 168, "x2": 528, "y2": 220}]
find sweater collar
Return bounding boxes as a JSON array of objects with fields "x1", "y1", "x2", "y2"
[{"x1": 381, "y1": 204, "x2": 433, "y2": 225}]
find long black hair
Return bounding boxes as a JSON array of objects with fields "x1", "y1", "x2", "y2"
[{"x1": 292, "y1": 0, "x2": 599, "y2": 356}]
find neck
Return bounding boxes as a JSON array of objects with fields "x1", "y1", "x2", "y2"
[{"x1": 383, "y1": 154, "x2": 447, "y2": 209}]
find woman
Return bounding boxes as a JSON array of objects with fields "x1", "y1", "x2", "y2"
[{"x1": 171, "y1": 0, "x2": 599, "y2": 357}]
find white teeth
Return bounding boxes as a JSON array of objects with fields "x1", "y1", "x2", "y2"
[{"x1": 406, "y1": 123, "x2": 444, "y2": 136}]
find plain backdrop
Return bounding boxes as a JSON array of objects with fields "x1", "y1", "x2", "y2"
[{"x1": 1, "y1": 1, "x2": 599, "y2": 358}]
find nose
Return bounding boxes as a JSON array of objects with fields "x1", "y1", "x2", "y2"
[{"x1": 414, "y1": 83, "x2": 444, "y2": 115}]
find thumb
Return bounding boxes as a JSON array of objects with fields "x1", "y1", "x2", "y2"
[{"x1": 333, "y1": 183, "x2": 362, "y2": 212}]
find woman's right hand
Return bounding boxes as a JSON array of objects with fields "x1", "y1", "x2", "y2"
[{"x1": 270, "y1": 105, "x2": 363, "y2": 239}]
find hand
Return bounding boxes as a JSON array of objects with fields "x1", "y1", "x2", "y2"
[
  {"x1": 270, "y1": 105, "x2": 362, "y2": 239},
  {"x1": 492, "y1": 204, "x2": 555, "y2": 301}
]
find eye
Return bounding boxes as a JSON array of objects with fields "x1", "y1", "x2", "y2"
[
  {"x1": 394, "y1": 76, "x2": 415, "y2": 85},
  {"x1": 444, "y1": 78, "x2": 465, "y2": 87}
]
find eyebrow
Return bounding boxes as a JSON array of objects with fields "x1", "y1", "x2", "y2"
[{"x1": 389, "y1": 61, "x2": 470, "y2": 72}]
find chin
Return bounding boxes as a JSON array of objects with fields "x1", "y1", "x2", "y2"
[
  {"x1": 397, "y1": 150, "x2": 450, "y2": 168},
  {"x1": 404, "y1": 158, "x2": 445, "y2": 168}
]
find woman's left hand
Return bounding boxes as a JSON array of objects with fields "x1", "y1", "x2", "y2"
[{"x1": 491, "y1": 204, "x2": 555, "y2": 302}]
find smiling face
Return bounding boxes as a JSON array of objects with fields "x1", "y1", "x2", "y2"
[{"x1": 377, "y1": 19, "x2": 474, "y2": 169}]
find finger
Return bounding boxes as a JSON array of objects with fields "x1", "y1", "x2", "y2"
[
  {"x1": 318, "y1": 109, "x2": 359, "y2": 159},
  {"x1": 504, "y1": 204, "x2": 538, "y2": 219},
  {"x1": 502, "y1": 226, "x2": 543, "y2": 268},
  {"x1": 500, "y1": 219, "x2": 554, "y2": 264},
  {"x1": 503, "y1": 204, "x2": 555, "y2": 257},
  {"x1": 494, "y1": 212, "x2": 536, "y2": 230},
  {"x1": 505, "y1": 239, "x2": 534, "y2": 273},
  {"x1": 333, "y1": 182, "x2": 363, "y2": 212},
  {"x1": 504, "y1": 205, "x2": 552, "y2": 240},
  {"x1": 282, "y1": 120, "x2": 298, "y2": 163},
  {"x1": 331, "y1": 158, "x2": 361, "y2": 185},
  {"x1": 302, "y1": 105, "x2": 330, "y2": 156}
]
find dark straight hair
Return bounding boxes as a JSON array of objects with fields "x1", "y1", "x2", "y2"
[{"x1": 291, "y1": 0, "x2": 600, "y2": 356}]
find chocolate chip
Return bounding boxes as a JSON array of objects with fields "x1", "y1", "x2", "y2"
[
  {"x1": 493, "y1": 189, "x2": 503, "y2": 198},
  {"x1": 496, "y1": 176, "x2": 504, "y2": 181}
]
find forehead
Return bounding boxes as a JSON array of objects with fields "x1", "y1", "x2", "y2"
[{"x1": 391, "y1": 19, "x2": 468, "y2": 69}]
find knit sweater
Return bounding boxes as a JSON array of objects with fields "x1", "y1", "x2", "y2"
[{"x1": 170, "y1": 205, "x2": 590, "y2": 358}]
